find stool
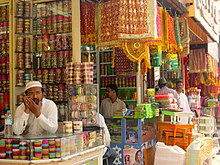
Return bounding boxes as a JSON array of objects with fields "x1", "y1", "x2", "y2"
[{"x1": 103, "y1": 156, "x2": 109, "y2": 165}]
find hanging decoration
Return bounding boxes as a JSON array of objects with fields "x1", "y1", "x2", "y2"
[
  {"x1": 146, "y1": 3, "x2": 163, "y2": 45},
  {"x1": 80, "y1": 2, "x2": 96, "y2": 44},
  {"x1": 121, "y1": 41, "x2": 151, "y2": 74},
  {"x1": 97, "y1": 0, "x2": 157, "y2": 47},
  {"x1": 179, "y1": 17, "x2": 190, "y2": 57},
  {"x1": 150, "y1": 45, "x2": 162, "y2": 67},
  {"x1": 174, "y1": 17, "x2": 183, "y2": 55},
  {"x1": 166, "y1": 53, "x2": 178, "y2": 72}
]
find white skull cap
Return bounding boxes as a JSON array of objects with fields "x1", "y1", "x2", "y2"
[{"x1": 25, "y1": 81, "x2": 42, "y2": 92}]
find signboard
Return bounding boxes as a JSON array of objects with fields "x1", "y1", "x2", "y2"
[{"x1": 186, "y1": 0, "x2": 219, "y2": 43}]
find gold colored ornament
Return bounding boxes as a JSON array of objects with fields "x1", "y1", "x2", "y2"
[{"x1": 121, "y1": 41, "x2": 148, "y2": 62}]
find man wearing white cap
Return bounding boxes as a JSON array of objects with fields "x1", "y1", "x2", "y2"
[{"x1": 13, "y1": 81, "x2": 58, "y2": 135}]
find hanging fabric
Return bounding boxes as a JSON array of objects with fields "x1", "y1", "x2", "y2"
[
  {"x1": 80, "y1": 2, "x2": 96, "y2": 44},
  {"x1": 97, "y1": 0, "x2": 157, "y2": 47}
]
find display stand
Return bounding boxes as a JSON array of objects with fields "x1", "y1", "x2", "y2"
[
  {"x1": 0, "y1": 145, "x2": 104, "y2": 165},
  {"x1": 108, "y1": 118, "x2": 156, "y2": 165}
]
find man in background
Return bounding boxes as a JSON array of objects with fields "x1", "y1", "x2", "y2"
[
  {"x1": 100, "y1": 84, "x2": 126, "y2": 119},
  {"x1": 176, "y1": 80, "x2": 192, "y2": 124},
  {"x1": 156, "y1": 77, "x2": 180, "y2": 108},
  {"x1": 13, "y1": 81, "x2": 58, "y2": 135}
]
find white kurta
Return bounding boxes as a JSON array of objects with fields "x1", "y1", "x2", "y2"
[
  {"x1": 13, "y1": 98, "x2": 58, "y2": 135},
  {"x1": 178, "y1": 93, "x2": 192, "y2": 124}
]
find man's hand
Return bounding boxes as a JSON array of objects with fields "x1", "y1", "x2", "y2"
[
  {"x1": 23, "y1": 95, "x2": 30, "y2": 114},
  {"x1": 24, "y1": 97, "x2": 42, "y2": 118}
]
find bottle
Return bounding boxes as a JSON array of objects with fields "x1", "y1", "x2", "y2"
[{"x1": 4, "y1": 110, "x2": 13, "y2": 137}]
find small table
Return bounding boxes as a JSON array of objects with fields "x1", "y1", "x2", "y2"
[{"x1": 161, "y1": 110, "x2": 193, "y2": 124}]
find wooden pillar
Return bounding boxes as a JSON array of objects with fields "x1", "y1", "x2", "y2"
[{"x1": 72, "y1": 0, "x2": 81, "y2": 62}]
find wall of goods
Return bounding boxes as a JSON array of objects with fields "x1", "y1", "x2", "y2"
[
  {"x1": 0, "y1": 4, "x2": 10, "y2": 129},
  {"x1": 99, "y1": 48, "x2": 137, "y2": 108},
  {"x1": 14, "y1": 0, "x2": 72, "y2": 121}
]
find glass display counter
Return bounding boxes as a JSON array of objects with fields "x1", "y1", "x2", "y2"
[
  {"x1": 107, "y1": 118, "x2": 157, "y2": 165},
  {"x1": 0, "y1": 129, "x2": 104, "y2": 164}
]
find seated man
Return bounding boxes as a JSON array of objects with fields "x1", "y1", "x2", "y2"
[
  {"x1": 13, "y1": 81, "x2": 58, "y2": 135},
  {"x1": 96, "y1": 113, "x2": 117, "y2": 165}
]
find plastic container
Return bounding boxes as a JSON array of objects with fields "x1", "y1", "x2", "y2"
[{"x1": 4, "y1": 110, "x2": 13, "y2": 137}]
